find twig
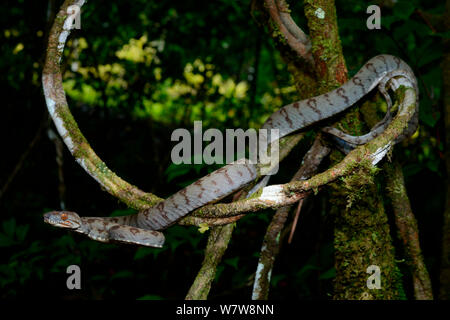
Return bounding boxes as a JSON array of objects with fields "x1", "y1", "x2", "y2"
[
  {"x1": 185, "y1": 224, "x2": 235, "y2": 300},
  {"x1": 183, "y1": 132, "x2": 306, "y2": 300},
  {"x1": 287, "y1": 198, "x2": 304, "y2": 244},
  {"x1": 0, "y1": 115, "x2": 49, "y2": 202},
  {"x1": 47, "y1": 128, "x2": 67, "y2": 209},
  {"x1": 178, "y1": 215, "x2": 243, "y2": 227},
  {"x1": 251, "y1": 136, "x2": 330, "y2": 300},
  {"x1": 263, "y1": 0, "x2": 313, "y2": 65},
  {"x1": 276, "y1": 0, "x2": 310, "y2": 46}
]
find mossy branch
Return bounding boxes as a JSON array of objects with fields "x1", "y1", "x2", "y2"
[
  {"x1": 252, "y1": 0, "x2": 318, "y2": 97},
  {"x1": 42, "y1": 0, "x2": 163, "y2": 210},
  {"x1": 185, "y1": 224, "x2": 235, "y2": 300},
  {"x1": 188, "y1": 87, "x2": 416, "y2": 220},
  {"x1": 262, "y1": 0, "x2": 313, "y2": 65},
  {"x1": 252, "y1": 135, "x2": 330, "y2": 300}
]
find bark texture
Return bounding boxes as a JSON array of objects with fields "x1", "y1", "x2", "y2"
[
  {"x1": 185, "y1": 224, "x2": 235, "y2": 300},
  {"x1": 302, "y1": 0, "x2": 403, "y2": 299}
]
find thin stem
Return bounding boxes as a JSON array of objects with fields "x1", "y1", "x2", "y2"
[{"x1": 251, "y1": 136, "x2": 330, "y2": 300}]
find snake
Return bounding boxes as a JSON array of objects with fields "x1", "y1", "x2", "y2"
[
  {"x1": 44, "y1": 51, "x2": 419, "y2": 247},
  {"x1": 42, "y1": 0, "x2": 419, "y2": 249}
]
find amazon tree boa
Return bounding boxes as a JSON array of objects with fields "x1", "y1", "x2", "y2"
[{"x1": 43, "y1": 1, "x2": 419, "y2": 247}]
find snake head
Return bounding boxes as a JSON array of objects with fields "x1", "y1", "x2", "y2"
[{"x1": 44, "y1": 211, "x2": 82, "y2": 229}]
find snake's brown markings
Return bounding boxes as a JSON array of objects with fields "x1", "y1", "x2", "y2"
[
  {"x1": 180, "y1": 189, "x2": 191, "y2": 205},
  {"x1": 307, "y1": 98, "x2": 322, "y2": 117},
  {"x1": 377, "y1": 55, "x2": 389, "y2": 70},
  {"x1": 366, "y1": 62, "x2": 378, "y2": 76},
  {"x1": 243, "y1": 163, "x2": 254, "y2": 176},
  {"x1": 280, "y1": 108, "x2": 294, "y2": 128},
  {"x1": 336, "y1": 88, "x2": 349, "y2": 104},
  {"x1": 224, "y1": 171, "x2": 233, "y2": 185},
  {"x1": 324, "y1": 93, "x2": 334, "y2": 106},
  {"x1": 41, "y1": 1, "x2": 419, "y2": 247},
  {"x1": 352, "y1": 76, "x2": 366, "y2": 95},
  {"x1": 131, "y1": 55, "x2": 418, "y2": 236},
  {"x1": 130, "y1": 228, "x2": 140, "y2": 236}
]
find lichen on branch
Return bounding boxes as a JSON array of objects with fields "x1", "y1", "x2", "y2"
[{"x1": 42, "y1": 0, "x2": 162, "y2": 210}]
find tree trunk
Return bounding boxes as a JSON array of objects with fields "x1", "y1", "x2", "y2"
[{"x1": 302, "y1": 0, "x2": 403, "y2": 299}]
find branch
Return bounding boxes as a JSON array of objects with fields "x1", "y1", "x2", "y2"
[
  {"x1": 263, "y1": 0, "x2": 313, "y2": 65},
  {"x1": 183, "y1": 88, "x2": 414, "y2": 306},
  {"x1": 185, "y1": 224, "x2": 235, "y2": 300},
  {"x1": 252, "y1": 0, "x2": 318, "y2": 98},
  {"x1": 42, "y1": 0, "x2": 162, "y2": 210},
  {"x1": 304, "y1": 0, "x2": 348, "y2": 88},
  {"x1": 183, "y1": 132, "x2": 306, "y2": 300},
  {"x1": 0, "y1": 115, "x2": 49, "y2": 202},
  {"x1": 359, "y1": 86, "x2": 432, "y2": 299},
  {"x1": 47, "y1": 128, "x2": 67, "y2": 209},
  {"x1": 191, "y1": 87, "x2": 417, "y2": 219},
  {"x1": 178, "y1": 215, "x2": 243, "y2": 227},
  {"x1": 252, "y1": 135, "x2": 330, "y2": 299},
  {"x1": 276, "y1": 0, "x2": 310, "y2": 46}
]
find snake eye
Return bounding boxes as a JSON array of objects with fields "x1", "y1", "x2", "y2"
[{"x1": 61, "y1": 213, "x2": 68, "y2": 221}]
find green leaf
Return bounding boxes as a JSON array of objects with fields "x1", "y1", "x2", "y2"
[
  {"x1": 417, "y1": 49, "x2": 442, "y2": 68},
  {"x1": 431, "y1": 31, "x2": 450, "y2": 39},
  {"x1": 426, "y1": 159, "x2": 440, "y2": 172},
  {"x1": 270, "y1": 274, "x2": 286, "y2": 287},
  {"x1": 0, "y1": 233, "x2": 16, "y2": 247},
  {"x1": 198, "y1": 223, "x2": 209, "y2": 233},
  {"x1": 134, "y1": 247, "x2": 156, "y2": 260},
  {"x1": 111, "y1": 270, "x2": 134, "y2": 280},
  {"x1": 224, "y1": 257, "x2": 239, "y2": 270},
  {"x1": 91, "y1": 275, "x2": 107, "y2": 282},
  {"x1": 214, "y1": 265, "x2": 225, "y2": 282},
  {"x1": 0, "y1": 264, "x2": 15, "y2": 287},
  {"x1": 165, "y1": 164, "x2": 191, "y2": 182},
  {"x1": 402, "y1": 164, "x2": 422, "y2": 178},
  {"x1": 419, "y1": 98, "x2": 440, "y2": 128},
  {"x1": 3, "y1": 218, "x2": 16, "y2": 238},
  {"x1": 392, "y1": 0, "x2": 416, "y2": 20},
  {"x1": 296, "y1": 264, "x2": 321, "y2": 280},
  {"x1": 382, "y1": 15, "x2": 401, "y2": 30},
  {"x1": 319, "y1": 267, "x2": 336, "y2": 280},
  {"x1": 15, "y1": 224, "x2": 29, "y2": 242}
]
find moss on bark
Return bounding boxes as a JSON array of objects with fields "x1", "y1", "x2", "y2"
[{"x1": 302, "y1": 0, "x2": 404, "y2": 299}]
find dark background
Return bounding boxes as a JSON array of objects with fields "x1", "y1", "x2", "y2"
[{"x1": 0, "y1": 0, "x2": 446, "y2": 299}]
